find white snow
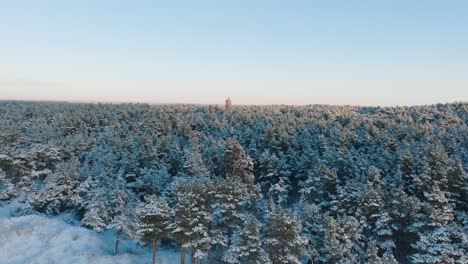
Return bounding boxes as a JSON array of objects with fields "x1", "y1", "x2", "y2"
[{"x1": 0, "y1": 209, "x2": 181, "y2": 264}]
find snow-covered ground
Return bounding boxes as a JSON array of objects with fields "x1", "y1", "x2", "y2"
[{"x1": 0, "y1": 204, "x2": 180, "y2": 264}]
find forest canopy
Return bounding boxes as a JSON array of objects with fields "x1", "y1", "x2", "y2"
[{"x1": 0, "y1": 101, "x2": 466, "y2": 263}]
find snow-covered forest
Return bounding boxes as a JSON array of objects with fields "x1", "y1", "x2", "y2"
[{"x1": 0, "y1": 101, "x2": 466, "y2": 264}]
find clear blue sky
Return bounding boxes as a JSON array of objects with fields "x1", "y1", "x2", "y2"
[{"x1": 1, "y1": 1, "x2": 467, "y2": 105}]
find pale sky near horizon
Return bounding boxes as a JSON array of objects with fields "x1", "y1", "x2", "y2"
[{"x1": 1, "y1": 1, "x2": 467, "y2": 106}]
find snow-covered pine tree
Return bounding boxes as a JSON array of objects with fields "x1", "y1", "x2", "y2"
[
  {"x1": 382, "y1": 249, "x2": 398, "y2": 264},
  {"x1": 224, "y1": 139, "x2": 255, "y2": 185},
  {"x1": 410, "y1": 224, "x2": 467, "y2": 264},
  {"x1": 167, "y1": 177, "x2": 212, "y2": 264},
  {"x1": 420, "y1": 184, "x2": 453, "y2": 229},
  {"x1": 300, "y1": 163, "x2": 339, "y2": 213},
  {"x1": 107, "y1": 175, "x2": 138, "y2": 255},
  {"x1": 374, "y1": 211, "x2": 395, "y2": 252},
  {"x1": 258, "y1": 150, "x2": 291, "y2": 206},
  {"x1": 408, "y1": 181, "x2": 459, "y2": 263},
  {"x1": 69, "y1": 174, "x2": 95, "y2": 214},
  {"x1": 136, "y1": 195, "x2": 171, "y2": 264},
  {"x1": 357, "y1": 167, "x2": 384, "y2": 229},
  {"x1": 0, "y1": 168, "x2": 15, "y2": 200},
  {"x1": 319, "y1": 215, "x2": 363, "y2": 263},
  {"x1": 356, "y1": 167, "x2": 396, "y2": 253},
  {"x1": 227, "y1": 215, "x2": 269, "y2": 264},
  {"x1": 0, "y1": 168, "x2": 6, "y2": 188},
  {"x1": 108, "y1": 204, "x2": 137, "y2": 255},
  {"x1": 80, "y1": 170, "x2": 114, "y2": 232},
  {"x1": 426, "y1": 141, "x2": 449, "y2": 191},
  {"x1": 399, "y1": 151, "x2": 416, "y2": 195},
  {"x1": 336, "y1": 179, "x2": 362, "y2": 216},
  {"x1": 365, "y1": 240, "x2": 383, "y2": 264},
  {"x1": 447, "y1": 159, "x2": 467, "y2": 211},
  {"x1": 263, "y1": 207, "x2": 307, "y2": 264},
  {"x1": 81, "y1": 199, "x2": 108, "y2": 232},
  {"x1": 182, "y1": 143, "x2": 209, "y2": 177},
  {"x1": 388, "y1": 186, "x2": 421, "y2": 261},
  {"x1": 80, "y1": 183, "x2": 109, "y2": 232},
  {"x1": 210, "y1": 177, "x2": 244, "y2": 262},
  {"x1": 129, "y1": 163, "x2": 171, "y2": 196},
  {"x1": 295, "y1": 201, "x2": 320, "y2": 263},
  {"x1": 209, "y1": 175, "x2": 263, "y2": 263},
  {"x1": 28, "y1": 158, "x2": 80, "y2": 215}
]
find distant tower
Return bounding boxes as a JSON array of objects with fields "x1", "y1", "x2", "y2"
[{"x1": 225, "y1": 97, "x2": 232, "y2": 110}]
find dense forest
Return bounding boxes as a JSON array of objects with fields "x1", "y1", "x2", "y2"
[{"x1": 0, "y1": 101, "x2": 466, "y2": 264}]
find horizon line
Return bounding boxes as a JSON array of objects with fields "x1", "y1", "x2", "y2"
[{"x1": 0, "y1": 97, "x2": 465, "y2": 108}]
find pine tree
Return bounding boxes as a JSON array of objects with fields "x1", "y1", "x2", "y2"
[
  {"x1": 411, "y1": 225, "x2": 467, "y2": 264},
  {"x1": 420, "y1": 184, "x2": 453, "y2": 229},
  {"x1": 137, "y1": 195, "x2": 171, "y2": 264},
  {"x1": 357, "y1": 167, "x2": 384, "y2": 237},
  {"x1": 365, "y1": 240, "x2": 383, "y2": 264},
  {"x1": 447, "y1": 159, "x2": 467, "y2": 211},
  {"x1": 167, "y1": 177, "x2": 212, "y2": 264},
  {"x1": 336, "y1": 180, "x2": 361, "y2": 216},
  {"x1": 81, "y1": 168, "x2": 131, "y2": 232},
  {"x1": 426, "y1": 142, "x2": 449, "y2": 191},
  {"x1": 388, "y1": 187, "x2": 421, "y2": 261},
  {"x1": 300, "y1": 163, "x2": 338, "y2": 212},
  {"x1": 374, "y1": 211, "x2": 395, "y2": 252},
  {"x1": 319, "y1": 215, "x2": 362, "y2": 263},
  {"x1": 81, "y1": 198, "x2": 108, "y2": 232},
  {"x1": 108, "y1": 203, "x2": 137, "y2": 255},
  {"x1": 210, "y1": 177, "x2": 246, "y2": 262},
  {"x1": 182, "y1": 143, "x2": 209, "y2": 177},
  {"x1": 69, "y1": 174, "x2": 94, "y2": 214},
  {"x1": 224, "y1": 140, "x2": 255, "y2": 185},
  {"x1": 399, "y1": 151, "x2": 416, "y2": 194},
  {"x1": 0, "y1": 169, "x2": 15, "y2": 200},
  {"x1": 382, "y1": 249, "x2": 398, "y2": 264},
  {"x1": 106, "y1": 171, "x2": 137, "y2": 254},
  {"x1": 80, "y1": 172, "x2": 113, "y2": 232},
  {"x1": 28, "y1": 159, "x2": 80, "y2": 215},
  {"x1": 129, "y1": 163, "x2": 171, "y2": 196},
  {"x1": 228, "y1": 215, "x2": 269, "y2": 264},
  {"x1": 295, "y1": 201, "x2": 320, "y2": 262},
  {"x1": 0, "y1": 169, "x2": 6, "y2": 188},
  {"x1": 263, "y1": 207, "x2": 306, "y2": 264},
  {"x1": 258, "y1": 151, "x2": 291, "y2": 206}
]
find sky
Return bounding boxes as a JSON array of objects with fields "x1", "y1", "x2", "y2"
[{"x1": 0, "y1": 1, "x2": 467, "y2": 106}]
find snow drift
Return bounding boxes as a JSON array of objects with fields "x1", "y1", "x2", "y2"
[{"x1": 0, "y1": 214, "x2": 179, "y2": 264}]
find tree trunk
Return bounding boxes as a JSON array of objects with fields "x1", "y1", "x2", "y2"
[
  {"x1": 114, "y1": 230, "x2": 121, "y2": 255},
  {"x1": 216, "y1": 245, "x2": 222, "y2": 264},
  {"x1": 206, "y1": 249, "x2": 211, "y2": 264},
  {"x1": 190, "y1": 248, "x2": 195, "y2": 264},
  {"x1": 181, "y1": 247, "x2": 186, "y2": 264},
  {"x1": 152, "y1": 239, "x2": 157, "y2": 264}
]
